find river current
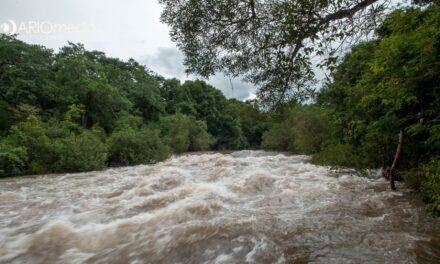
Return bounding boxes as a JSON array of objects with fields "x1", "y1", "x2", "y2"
[{"x1": 0, "y1": 151, "x2": 439, "y2": 263}]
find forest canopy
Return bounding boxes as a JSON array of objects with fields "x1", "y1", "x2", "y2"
[{"x1": 0, "y1": 34, "x2": 269, "y2": 176}]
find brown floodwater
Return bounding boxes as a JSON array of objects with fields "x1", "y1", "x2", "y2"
[{"x1": 0, "y1": 151, "x2": 439, "y2": 263}]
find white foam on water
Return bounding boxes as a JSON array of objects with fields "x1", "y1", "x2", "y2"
[{"x1": 0, "y1": 151, "x2": 439, "y2": 263}]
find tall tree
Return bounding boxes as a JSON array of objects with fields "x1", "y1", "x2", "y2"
[
  {"x1": 55, "y1": 43, "x2": 131, "y2": 131},
  {"x1": 0, "y1": 35, "x2": 56, "y2": 131},
  {"x1": 159, "y1": 0, "x2": 388, "y2": 105},
  {"x1": 316, "y1": 5, "x2": 440, "y2": 188}
]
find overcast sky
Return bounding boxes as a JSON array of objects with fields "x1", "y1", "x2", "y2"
[{"x1": 0, "y1": 0, "x2": 256, "y2": 100}]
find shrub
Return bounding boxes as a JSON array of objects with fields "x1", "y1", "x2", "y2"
[
  {"x1": 108, "y1": 127, "x2": 170, "y2": 166},
  {"x1": 261, "y1": 123, "x2": 295, "y2": 151},
  {"x1": 160, "y1": 114, "x2": 191, "y2": 153},
  {"x1": 291, "y1": 107, "x2": 329, "y2": 154},
  {"x1": 312, "y1": 143, "x2": 363, "y2": 168},
  {"x1": 402, "y1": 167, "x2": 426, "y2": 191},
  {"x1": 160, "y1": 114, "x2": 214, "y2": 153},
  {"x1": 114, "y1": 114, "x2": 143, "y2": 130},
  {"x1": 261, "y1": 106, "x2": 330, "y2": 154},
  {"x1": 188, "y1": 120, "x2": 215, "y2": 151},
  {"x1": 52, "y1": 131, "x2": 108, "y2": 172},
  {"x1": 5, "y1": 116, "x2": 56, "y2": 174},
  {"x1": 420, "y1": 159, "x2": 440, "y2": 216},
  {"x1": 0, "y1": 142, "x2": 28, "y2": 177}
]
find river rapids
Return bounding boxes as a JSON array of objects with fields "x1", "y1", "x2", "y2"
[{"x1": 0, "y1": 151, "x2": 439, "y2": 263}]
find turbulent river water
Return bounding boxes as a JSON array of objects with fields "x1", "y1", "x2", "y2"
[{"x1": 0, "y1": 151, "x2": 439, "y2": 264}]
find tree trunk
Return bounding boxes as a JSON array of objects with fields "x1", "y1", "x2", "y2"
[
  {"x1": 82, "y1": 110, "x2": 89, "y2": 128},
  {"x1": 389, "y1": 129, "x2": 404, "y2": 190},
  {"x1": 82, "y1": 91, "x2": 95, "y2": 129}
]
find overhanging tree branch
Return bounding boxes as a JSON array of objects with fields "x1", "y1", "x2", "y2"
[
  {"x1": 160, "y1": 0, "x2": 388, "y2": 105},
  {"x1": 322, "y1": 0, "x2": 380, "y2": 24}
]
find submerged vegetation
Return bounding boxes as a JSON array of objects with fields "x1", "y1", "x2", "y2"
[{"x1": 0, "y1": 3, "x2": 439, "y2": 214}]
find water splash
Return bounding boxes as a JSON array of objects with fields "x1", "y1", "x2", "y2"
[{"x1": 0, "y1": 151, "x2": 439, "y2": 263}]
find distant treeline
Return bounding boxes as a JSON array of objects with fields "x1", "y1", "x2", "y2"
[
  {"x1": 0, "y1": 34, "x2": 270, "y2": 176},
  {"x1": 0, "y1": 5, "x2": 439, "y2": 214}
]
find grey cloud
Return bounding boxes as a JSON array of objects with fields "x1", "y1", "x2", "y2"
[
  {"x1": 140, "y1": 47, "x2": 256, "y2": 101},
  {"x1": 208, "y1": 74, "x2": 256, "y2": 101},
  {"x1": 141, "y1": 47, "x2": 187, "y2": 80}
]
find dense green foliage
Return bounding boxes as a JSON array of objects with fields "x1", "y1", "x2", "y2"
[
  {"x1": 159, "y1": 0, "x2": 387, "y2": 104},
  {"x1": 262, "y1": 105, "x2": 330, "y2": 154},
  {"x1": 316, "y1": 5, "x2": 440, "y2": 185},
  {"x1": 108, "y1": 127, "x2": 170, "y2": 166},
  {"x1": 0, "y1": 115, "x2": 108, "y2": 175},
  {"x1": 159, "y1": 114, "x2": 214, "y2": 153},
  {"x1": 258, "y1": 5, "x2": 440, "y2": 214},
  {"x1": 0, "y1": 34, "x2": 268, "y2": 177},
  {"x1": 1, "y1": 2, "x2": 439, "y2": 214},
  {"x1": 420, "y1": 160, "x2": 440, "y2": 215}
]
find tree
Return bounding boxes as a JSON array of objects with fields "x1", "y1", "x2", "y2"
[
  {"x1": 0, "y1": 35, "x2": 56, "y2": 131},
  {"x1": 159, "y1": 114, "x2": 214, "y2": 153},
  {"x1": 188, "y1": 119, "x2": 215, "y2": 151},
  {"x1": 160, "y1": 79, "x2": 247, "y2": 149},
  {"x1": 102, "y1": 58, "x2": 165, "y2": 122},
  {"x1": 0, "y1": 142, "x2": 27, "y2": 177},
  {"x1": 52, "y1": 130, "x2": 108, "y2": 172},
  {"x1": 54, "y1": 43, "x2": 132, "y2": 131},
  {"x1": 108, "y1": 127, "x2": 170, "y2": 166},
  {"x1": 315, "y1": 5, "x2": 440, "y2": 190},
  {"x1": 228, "y1": 99, "x2": 269, "y2": 148},
  {"x1": 159, "y1": 0, "x2": 388, "y2": 105},
  {"x1": 3, "y1": 115, "x2": 56, "y2": 174},
  {"x1": 261, "y1": 105, "x2": 330, "y2": 154}
]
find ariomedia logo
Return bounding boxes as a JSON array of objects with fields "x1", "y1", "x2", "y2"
[{"x1": 0, "y1": 19, "x2": 17, "y2": 34}]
